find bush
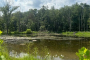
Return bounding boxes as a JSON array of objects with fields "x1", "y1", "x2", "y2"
[
  {"x1": 14, "y1": 31, "x2": 20, "y2": 34},
  {"x1": 39, "y1": 26, "x2": 45, "y2": 31},
  {"x1": 76, "y1": 47, "x2": 90, "y2": 60},
  {"x1": 26, "y1": 29, "x2": 32, "y2": 34}
]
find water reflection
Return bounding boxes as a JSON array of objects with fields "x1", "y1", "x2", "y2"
[
  {"x1": 6, "y1": 39, "x2": 90, "y2": 60},
  {"x1": 10, "y1": 51, "x2": 28, "y2": 58}
]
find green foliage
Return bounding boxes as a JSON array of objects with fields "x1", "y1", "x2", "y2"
[
  {"x1": 0, "y1": 31, "x2": 8, "y2": 60},
  {"x1": 26, "y1": 29, "x2": 32, "y2": 34},
  {"x1": 14, "y1": 31, "x2": 20, "y2": 34},
  {"x1": 20, "y1": 31, "x2": 26, "y2": 34},
  {"x1": 0, "y1": 40, "x2": 6, "y2": 60},
  {"x1": 40, "y1": 26, "x2": 45, "y2": 31},
  {"x1": 0, "y1": 30, "x2": 2, "y2": 35},
  {"x1": 0, "y1": 3, "x2": 90, "y2": 33},
  {"x1": 0, "y1": 39, "x2": 3, "y2": 44},
  {"x1": 76, "y1": 47, "x2": 90, "y2": 60},
  {"x1": 0, "y1": 3, "x2": 19, "y2": 34}
]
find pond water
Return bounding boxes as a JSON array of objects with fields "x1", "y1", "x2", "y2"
[{"x1": 6, "y1": 36, "x2": 90, "y2": 60}]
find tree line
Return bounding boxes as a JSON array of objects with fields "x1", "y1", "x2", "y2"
[{"x1": 0, "y1": 3, "x2": 90, "y2": 34}]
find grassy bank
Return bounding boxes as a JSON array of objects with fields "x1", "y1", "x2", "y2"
[{"x1": 62, "y1": 31, "x2": 90, "y2": 37}]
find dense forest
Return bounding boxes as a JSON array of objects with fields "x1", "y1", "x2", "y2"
[{"x1": 0, "y1": 3, "x2": 90, "y2": 33}]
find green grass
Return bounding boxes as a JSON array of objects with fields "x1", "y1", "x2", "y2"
[
  {"x1": 62, "y1": 31, "x2": 90, "y2": 37},
  {"x1": 62, "y1": 32, "x2": 75, "y2": 36}
]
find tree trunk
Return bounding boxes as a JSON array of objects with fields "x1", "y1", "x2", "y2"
[
  {"x1": 7, "y1": 25, "x2": 8, "y2": 34},
  {"x1": 81, "y1": 14, "x2": 82, "y2": 31},
  {"x1": 6, "y1": 19, "x2": 9, "y2": 34},
  {"x1": 69, "y1": 17, "x2": 71, "y2": 32},
  {"x1": 68, "y1": 10, "x2": 71, "y2": 32},
  {"x1": 19, "y1": 20, "x2": 20, "y2": 32},
  {"x1": 18, "y1": 11, "x2": 21, "y2": 32},
  {"x1": 79, "y1": 16, "x2": 80, "y2": 31}
]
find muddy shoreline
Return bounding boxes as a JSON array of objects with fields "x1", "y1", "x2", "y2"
[{"x1": 0, "y1": 34, "x2": 85, "y2": 44}]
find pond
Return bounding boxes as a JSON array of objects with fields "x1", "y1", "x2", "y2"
[{"x1": 5, "y1": 35, "x2": 90, "y2": 60}]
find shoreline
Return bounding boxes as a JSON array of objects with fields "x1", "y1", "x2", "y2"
[{"x1": 0, "y1": 34, "x2": 85, "y2": 44}]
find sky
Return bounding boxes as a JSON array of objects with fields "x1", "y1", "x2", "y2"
[{"x1": 0, "y1": 0, "x2": 90, "y2": 12}]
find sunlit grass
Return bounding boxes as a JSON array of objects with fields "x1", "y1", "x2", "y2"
[
  {"x1": 62, "y1": 31, "x2": 90, "y2": 37},
  {"x1": 75, "y1": 31, "x2": 90, "y2": 37},
  {"x1": 62, "y1": 32, "x2": 75, "y2": 36}
]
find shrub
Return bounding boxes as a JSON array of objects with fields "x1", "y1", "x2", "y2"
[
  {"x1": 76, "y1": 47, "x2": 90, "y2": 60},
  {"x1": 39, "y1": 26, "x2": 45, "y2": 31},
  {"x1": 0, "y1": 30, "x2": 2, "y2": 34},
  {"x1": 26, "y1": 29, "x2": 32, "y2": 34},
  {"x1": 14, "y1": 31, "x2": 20, "y2": 34}
]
